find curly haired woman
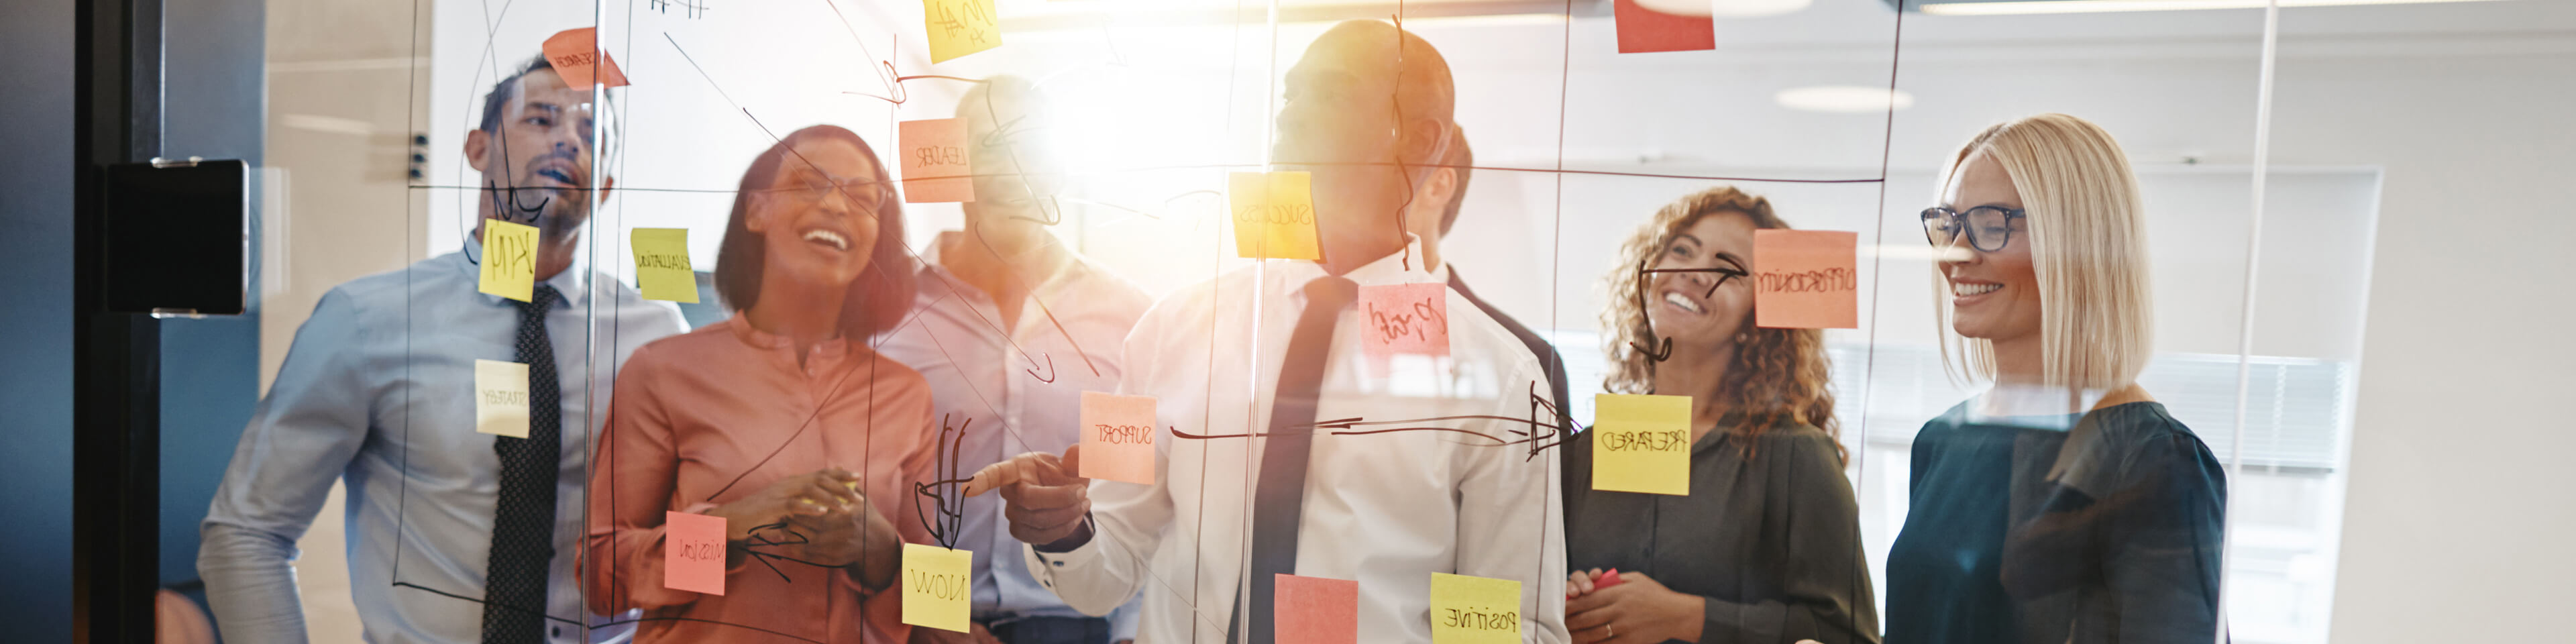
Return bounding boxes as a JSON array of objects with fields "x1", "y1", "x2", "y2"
[{"x1": 1560, "y1": 186, "x2": 1878, "y2": 644}]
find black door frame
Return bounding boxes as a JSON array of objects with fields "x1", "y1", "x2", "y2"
[{"x1": 73, "y1": 0, "x2": 164, "y2": 641}]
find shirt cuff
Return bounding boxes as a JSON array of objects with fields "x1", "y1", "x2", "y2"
[{"x1": 1020, "y1": 535, "x2": 1106, "y2": 600}]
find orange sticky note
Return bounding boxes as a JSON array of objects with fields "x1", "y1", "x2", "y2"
[
  {"x1": 1276, "y1": 574, "x2": 1358, "y2": 644},
  {"x1": 1357, "y1": 282, "x2": 1450, "y2": 359},
  {"x1": 663, "y1": 511, "x2": 727, "y2": 595},
  {"x1": 1752, "y1": 229, "x2": 1859, "y2": 329},
  {"x1": 899, "y1": 119, "x2": 974, "y2": 203},
  {"x1": 1228, "y1": 171, "x2": 1322, "y2": 260},
  {"x1": 1078, "y1": 391, "x2": 1156, "y2": 485},
  {"x1": 1429, "y1": 573, "x2": 1522, "y2": 644},
  {"x1": 923, "y1": 0, "x2": 1002, "y2": 64},
  {"x1": 1613, "y1": 0, "x2": 1714, "y2": 54},
  {"x1": 1591, "y1": 394, "x2": 1692, "y2": 496},
  {"x1": 541, "y1": 28, "x2": 630, "y2": 89},
  {"x1": 902, "y1": 544, "x2": 973, "y2": 633}
]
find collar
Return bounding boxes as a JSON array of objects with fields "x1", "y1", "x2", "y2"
[
  {"x1": 920, "y1": 230, "x2": 1088, "y2": 301},
  {"x1": 1280, "y1": 234, "x2": 1440, "y2": 307},
  {"x1": 1335, "y1": 233, "x2": 1440, "y2": 288},
  {"x1": 716, "y1": 316, "x2": 861, "y2": 372},
  {"x1": 456, "y1": 234, "x2": 590, "y2": 309}
]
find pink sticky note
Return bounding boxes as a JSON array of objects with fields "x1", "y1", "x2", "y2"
[
  {"x1": 1613, "y1": 0, "x2": 1714, "y2": 54},
  {"x1": 1275, "y1": 574, "x2": 1358, "y2": 644},
  {"x1": 899, "y1": 118, "x2": 975, "y2": 203},
  {"x1": 541, "y1": 28, "x2": 631, "y2": 89},
  {"x1": 663, "y1": 511, "x2": 727, "y2": 595},
  {"x1": 1752, "y1": 229, "x2": 1859, "y2": 329},
  {"x1": 1356, "y1": 282, "x2": 1450, "y2": 360},
  {"x1": 1078, "y1": 392, "x2": 1156, "y2": 485}
]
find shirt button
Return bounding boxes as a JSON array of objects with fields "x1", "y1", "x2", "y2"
[{"x1": 551, "y1": 626, "x2": 562, "y2": 638}]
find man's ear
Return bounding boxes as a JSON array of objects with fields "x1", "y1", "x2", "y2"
[
  {"x1": 1426, "y1": 166, "x2": 1458, "y2": 206},
  {"x1": 598, "y1": 174, "x2": 616, "y2": 204},
  {"x1": 464, "y1": 128, "x2": 492, "y2": 174}
]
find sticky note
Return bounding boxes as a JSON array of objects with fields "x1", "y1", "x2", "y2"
[
  {"x1": 898, "y1": 119, "x2": 974, "y2": 203},
  {"x1": 541, "y1": 28, "x2": 631, "y2": 89},
  {"x1": 1078, "y1": 391, "x2": 1157, "y2": 485},
  {"x1": 902, "y1": 544, "x2": 972, "y2": 633},
  {"x1": 1358, "y1": 282, "x2": 1450, "y2": 359},
  {"x1": 922, "y1": 0, "x2": 1001, "y2": 64},
  {"x1": 478, "y1": 219, "x2": 539, "y2": 302},
  {"x1": 631, "y1": 228, "x2": 698, "y2": 303},
  {"x1": 1591, "y1": 394, "x2": 1691, "y2": 496},
  {"x1": 1429, "y1": 573, "x2": 1521, "y2": 644},
  {"x1": 1275, "y1": 574, "x2": 1358, "y2": 644},
  {"x1": 1613, "y1": 0, "x2": 1715, "y2": 54},
  {"x1": 663, "y1": 511, "x2": 727, "y2": 595},
  {"x1": 1752, "y1": 229, "x2": 1859, "y2": 329},
  {"x1": 1228, "y1": 171, "x2": 1322, "y2": 260},
  {"x1": 474, "y1": 359, "x2": 531, "y2": 439}
]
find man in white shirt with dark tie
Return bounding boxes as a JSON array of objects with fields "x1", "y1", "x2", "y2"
[{"x1": 973, "y1": 19, "x2": 1568, "y2": 644}]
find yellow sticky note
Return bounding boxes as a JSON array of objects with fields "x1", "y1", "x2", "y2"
[
  {"x1": 1591, "y1": 394, "x2": 1692, "y2": 495},
  {"x1": 1228, "y1": 171, "x2": 1322, "y2": 260},
  {"x1": 1428, "y1": 573, "x2": 1521, "y2": 644},
  {"x1": 631, "y1": 228, "x2": 698, "y2": 303},
  {"x1": 474, "y1": 359, "x2": 531, "y2": 439},
  {"x1": 923, "y1": 0, "x2": 1000, "y2": 64},
  {"x1": 478, "y1": 219, "x2": 540, "y2": 302},
  {"x1": 902, "y1": 544, "x2": 972, "y2": 633}
]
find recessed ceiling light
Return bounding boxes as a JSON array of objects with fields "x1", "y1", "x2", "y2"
[
  {"x1": 1633, "y1": 0, "x2": 1815, "y2": 17},
  {"x1": 1918, "y1": 0, "x2": 2508, "y2": 16},
  {"x1": 1776, "y1": 86, "x2": 1915, "y2": 113}
]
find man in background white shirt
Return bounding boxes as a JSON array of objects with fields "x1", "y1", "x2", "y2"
[
  {"x1": 977, "y1": 19, "x2": 1568, "y2": 644},
  {"x1": 877, "y1": 75, "x2": 1148, "y2": 644}
]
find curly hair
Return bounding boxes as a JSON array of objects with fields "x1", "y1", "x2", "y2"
[{"x1": 1599, "y1": 186, "x2": 1843, "y2": 462}]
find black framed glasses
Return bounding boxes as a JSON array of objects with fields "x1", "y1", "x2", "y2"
[{"x1": 1921, "y1": 205, "x2": 2027, "y2": 252}]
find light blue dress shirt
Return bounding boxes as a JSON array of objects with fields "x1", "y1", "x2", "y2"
[
  {"x1": 874, "y1": 234, "x2": 1147, "y2": 641},
  {"x1": 197, "y1": 244, "x2": 685, "y2": 644}
]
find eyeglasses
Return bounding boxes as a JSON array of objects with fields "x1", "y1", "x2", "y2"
[{"x1": 1921, "y1": 205, "x2": 2027, "y2": 253}]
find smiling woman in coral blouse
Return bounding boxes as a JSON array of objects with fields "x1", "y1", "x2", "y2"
[{"x1": 586, "y1": 124, "x2": 937, "y2": 643}]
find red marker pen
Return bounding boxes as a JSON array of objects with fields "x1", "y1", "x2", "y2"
[{"x1": 1593, "y1": 568, "x2": 1625, "y2": 590}]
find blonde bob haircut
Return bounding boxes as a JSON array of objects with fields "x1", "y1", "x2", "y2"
[{"x1": 1935, "y1": 113, "x2": 2153, "y2": 391}]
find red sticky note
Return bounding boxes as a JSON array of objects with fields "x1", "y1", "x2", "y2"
[
  {"x1": 1357, "y1": 282, "x2": 1450, "y2": 360},
  {"x1": 663, "y1": 511, "x2": 727, "y2": 595},
  {"x1": 1613, "y1": 0, "x2": 1715, "y2": 54},
  {"x1": 1752, "y1": 229, "x2": 1858, "y2": 329},
  {"x1": 899, "y1": 118, "x2": 975, "y2": 203},
  {"x1": 1275, "y1": 574, "x2": 1358, "y2": 644},
  {"x1": 541, "y1": 28, "x2": 631, "y2": 89},
  {"x1": 1078, "y1": 391, "x2": 1156, "y2": 485}
]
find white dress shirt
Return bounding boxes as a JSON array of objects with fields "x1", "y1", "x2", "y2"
[
  {"x1": 876, "y1": 232, "x2": 1148, "y2": 639},
  {"x1": 198, "y1": 242, "x2": 684, "y2": 644},
  {"x1": 1022, "y1": 238, "x2": 1569, "y2": 644}
]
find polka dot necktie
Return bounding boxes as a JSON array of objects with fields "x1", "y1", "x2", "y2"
[{"x1": 482, "y1": 284, "x2": 562, "y2": 644}]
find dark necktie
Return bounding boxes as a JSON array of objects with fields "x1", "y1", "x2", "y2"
[
  {"x1": 483, "y1": 284, "x2": 563, "y2": 644},
  {"x1": 1234, "y1": 275, "x2": 1358, "y2": 644}
]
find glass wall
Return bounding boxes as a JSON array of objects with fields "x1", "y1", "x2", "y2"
[{"x1": 191, "y1": 0, "x2": 2576, "y2": 643}]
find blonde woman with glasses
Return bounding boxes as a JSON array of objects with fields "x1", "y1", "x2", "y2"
[{"x1": 1883, "y1": 114, "x2": 2227, "y2": 644}]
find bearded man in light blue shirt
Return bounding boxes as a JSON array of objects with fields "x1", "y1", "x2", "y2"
[{"x1": 197, "y1": 54, "x2": 684, "y2": 644}]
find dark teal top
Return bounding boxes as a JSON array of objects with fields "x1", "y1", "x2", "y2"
[
  {"x1": 1564, "y1": 419, "x2": 1880, "y2": 644},
  {"x1": 1884, "y1": 401, "x2": 2228, "y2": 644}
]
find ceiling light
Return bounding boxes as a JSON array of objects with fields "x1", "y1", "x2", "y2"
[
  {"x1": 1917, "y1": 0, "x2": 2510, "y2": 16},
  {"x1": 1632, "y1": 0, "x2": 1814, "y2": 17},
  {"x1": 1776, "y1": 86, "x2": 1915, "y2": 113}
]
